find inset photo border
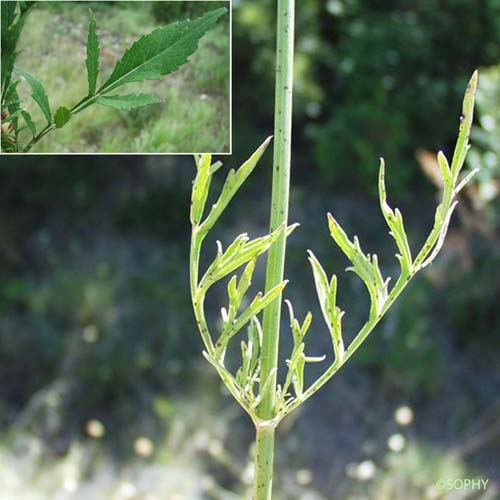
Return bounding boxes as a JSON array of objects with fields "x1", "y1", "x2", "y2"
[{"x1": 0, "y1": 0, "x2": 231, "y2": 155}]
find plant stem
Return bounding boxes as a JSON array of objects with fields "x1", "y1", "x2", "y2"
[
  {"x1": 22, "y1": 94, "x2": 98, "y2": 152},
  {"x1": 253, "y1": 425, "x2": 276, "y2": 499},
  {"x1": 254, "y1": 0, "x2": 295, "y2": 498},
  {"x1": 22, "y1": 123, "x2": 54, "y2": 152}
]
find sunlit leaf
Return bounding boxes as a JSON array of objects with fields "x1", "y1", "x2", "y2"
[{"x1": 99, "y1": 7, "x2": 227, "y2": 94}]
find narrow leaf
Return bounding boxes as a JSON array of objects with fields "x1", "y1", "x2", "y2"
[
  {"x1": 20, "y1": 109, "x2": 36, "y2": 137},
  {"x1": 420, "y1": 201, "x2": 458, "y2": 269},
  {"x1": 95, "y1": 93, "x2": 160, "y2": 110},
  {"x1": 454, "y1": 169, "x2": 479, "y2": 196},
  {"x1": 437, "y1": 151, "x2": 451, "y2": 184},
  {"x1": 307, "y1": 250, "x2": 345, "y2": 360},
  {"x1": 4, "y1": 81, "x2": 20, "y2": 135},
  {"x1": 191, "y1": 154, "x2": 212, "y2": 225},
  {"x1": 13, "y1": 67, "x2": 51, "y2": 124},
  {"x1": 248, "y1": 318, "x2": 262, "y2": 375},
  {"x1": 202, "y1": 137, "x2": 272, "y2": 233},
  {"x1": 54, "y1": 106, "x2": 71, "y2": 128},
  {"x1": 238, "y1": 258, "x2": 257, "y2": 299},
  {"x1": 451, "y1": 71, "x2": 477, "y2": 178},
  {"x1": 86, "y1": 9, "x2": 100, "y2": 96},
  {"x1": 1, "y1": 2, "x2": 16, "y2": 36},
  {"x1": 293, "y1": 355, "x2": 305, "y2": 397},
  {"x1": 251, "y1": 368, "x2": 277, "y2": 410},
  {"x1": 415, "y1": 72, "x2": 478, "y2": 270},
  {"x1": 327, "y1": 215, "x2": 373, "y2": 286},
  {"x1": 99, "y1": 7, "x2": 227, "y2": 94},
  {"x1": 285, "y1": 299, "x2": 312, "y2": 345},
  {"x1": 215, "y1": 281, "x2": 288, "y2": 354},
  {"x1": 2, "y1": 2, "x2": 34, "y2": 94},
  {"x1": 200, "y1": 223, "x2": 298, "y2": 290},
  {"x1": 282, "y1": 344, "x2": 305, "y2": 399},
  {"x1": 378, "y1": 159, "x2": 412, "y2": 275},
  {"x1": 209, "y1": 160, "x2": 223, "y2": 175},
  {"x1": 307, "y1": 251, "x2": 330, "y2": 327}
]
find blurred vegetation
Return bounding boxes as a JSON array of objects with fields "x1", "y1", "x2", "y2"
[
  {"x1": 12, "y1": 1, "x2": 230, "y2": 153},
  {"x1": 0, "y1": 0, "x2": 499, "y2": 498},
  {"x1": 234, "y1": 0, "x2": 500, "y2": 197},
  {"x1": 467, "y1": 64, "x2": 500, "y2": 226}
]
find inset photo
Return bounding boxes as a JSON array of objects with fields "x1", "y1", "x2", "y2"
[{"x1": 1, "y1": 0, "x2": 230, "y2": 154}]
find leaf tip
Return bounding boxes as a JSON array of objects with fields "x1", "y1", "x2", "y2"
[
  {"x1": 378, "y1": 159, "x2": 386, "y2": 180},
  {"x1": 326, "y1": 212, "x2": 336, "y2": 225},
  {"x1": 469, "y1": 69, "x2": 479, "y2": 92},
  {"x1": 286, "y1": 222, "x2": 300, "y2": 236}
]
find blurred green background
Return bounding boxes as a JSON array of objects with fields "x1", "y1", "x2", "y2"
[
  {"x1": 1, "y1": 0, "x2": 499, "y2": 499},
  {"x1": 13, "y1": 1, "x2": 230, "y2": 153}
]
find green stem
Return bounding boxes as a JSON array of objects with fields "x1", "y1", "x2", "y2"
[
  {"x1": 22, "y1": 123, "x2": 54, "y2": 152},
  {"x1": 22, "y1": 93, "x2": 99, "y2": 152},
  {"x1": 259, "y1": 0, "x2": 295, "y2": 422},
  {"x1": 253, "y1": 426, "x2": 276, "y2": 500},
  {"x1": 189, "y1": 229, "x2": 215, "y2": 355},
  {"x1": 254, "y1": 0, "x2": 295, "y2": 498}
]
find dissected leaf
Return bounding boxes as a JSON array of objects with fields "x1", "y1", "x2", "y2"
[
  {"x1": 215, "y1": 281, "x2": 288, "y2": 357},
  {"x1": 378, "y1": 159, "x2": 413, "y2": 275},
  {"x1": 201, "y1": 137, "x2": 272, "y2": 233},
  {"x1": 99, "y1": 7, "x2": 227, "y2": 94},
  {"x1": 86, "y1": 8, "x2": 100, "y2": 96},
  {"x1": 307, "y1": 251, "x2": 344, "y2": 360},
  {"x1": 96, "y1": 93, "x2": 160, "y2": 110},
  {"x1": 13, "y1": 67, "x2": 51, "y2": 124},
  {"x1": 191, "y1": 154, "x2": 212, "y2": 225},
  {"x1": 223, "y1": 258, "x2": 257, "y2": 327},
  {"x1": 285, "y1": 300, "x2": 312, "y2": 346},
  {"x1": 54, "y1": 106, "x2": 71, "y2": 128},
  {"x1": 189, "y1": 71, "x2": 479, "y2": 424},
  {"x1": 199, "y1": 223, "x2": 298, "y2": 291},
  {"x1": 327, "y1": 213, "x2": 389, "y2": 316},
  {"x1": 307, "y1": 251, "x2": 330, "y2": 323},
  {"x1": 414, "y1": 71, "x2": 478, "y2": 271},
  {"x1": 451, "y1": 71, "x2": 478, "y2": 177}
]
